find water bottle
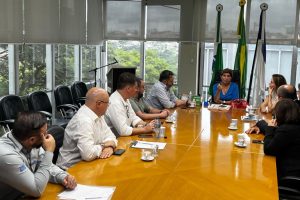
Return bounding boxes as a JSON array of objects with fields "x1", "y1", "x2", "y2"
[{"x1": 188, "y1": 91, "x2": 193, "y2": 103}]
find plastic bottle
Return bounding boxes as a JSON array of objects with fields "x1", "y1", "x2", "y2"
[{"x1": 188, "y1": 91, "x2": 192, "y2": 103}]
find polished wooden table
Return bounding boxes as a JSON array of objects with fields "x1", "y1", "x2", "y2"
[{"x1": 40, "y1": 107, "x2": 278, "y2": 200}]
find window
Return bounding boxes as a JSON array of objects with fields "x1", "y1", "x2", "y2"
[
  {"x1": 107, "y1": 40, "x2": 141, "y2": 76},
  {"x1": 203, "y1": 43, "x2": 293, "y2": 95},
  {"x1": 144, "y1": 41, "x2": 179, "y2": 84},
  {"x1": 55, "y1": 45, "x2": 76, "y2": 86},
  {"x1": 0, "y1": 44, "x2": 8, "y2": 96},
  {"x1": 146, "y1": 5, "x2": 181, "y2": 39},
  {"x1": 81, "y1": 45, "x2": 97, "y2": 83},
  {"x1": 18, "y1": 44, "x2": 46, "y2": 96}
]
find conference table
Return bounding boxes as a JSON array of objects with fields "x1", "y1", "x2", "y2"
[{"x1": 40, "y1": 107, "x2": 278, "y2": 200}]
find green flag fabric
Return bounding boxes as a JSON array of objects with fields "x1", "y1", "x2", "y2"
[
  {"x1": 208, "y1": 7, "x2": 223, "y2": 96},
  {"x1": 234, "y1": 0, "x2": 247, "y2": 98}
]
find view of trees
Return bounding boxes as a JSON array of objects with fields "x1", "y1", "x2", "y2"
[{"x1": 107, "y1": 40, "x2": 178, "y2": 83}]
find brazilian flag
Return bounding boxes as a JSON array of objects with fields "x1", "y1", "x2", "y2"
[{"x1": 234, "y1": 0, "x2": 247, "y2": 98}]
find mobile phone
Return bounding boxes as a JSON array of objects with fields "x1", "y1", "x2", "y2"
[
  {"x1": 138, "y1": 134, "x2": 153, "y2": 138},
  {"x1": 113, "y1": 149, "x2": 125, "y2": 156},
  {"x1": 252, "y1": 140, "x2": 264, "y2": 144}
]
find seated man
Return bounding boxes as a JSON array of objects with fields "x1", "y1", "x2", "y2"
[
  {"x1": 146, "y1": 70, "x2": 187, "y2": 109},
  {"x1": 0, "y1": 112, "x2": 76, "y2": 199},
  {"x1": 130, "y1": 77, "x2": 170, "y2": 120},
  {"x1": 57, "y1": 87, "x2": 118, "y2": 169},
  {"x1": 246, "y1": 84, "x2": 298, "y2": 134},
  {"x1": 105, "y1": 72, "x2": 154, "y2": 137}
]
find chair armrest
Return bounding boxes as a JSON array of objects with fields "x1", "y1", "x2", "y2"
[
  {"x1": 38, "y1": 111, "x2": 52, "y2": 118},
  {"x1": 57, "y1": 104, "x2": 79, "y2": 111}
]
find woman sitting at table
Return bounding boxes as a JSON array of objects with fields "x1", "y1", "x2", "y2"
[
  {"x1": 260, "y1": 74, "x2": 286, "y2": 113},
  {"x1": 263, "y1": 99, "x2": 300, "y2": 181},
  {"x1": 213, "y1": 68, "x2": 239, "y2": 104}
]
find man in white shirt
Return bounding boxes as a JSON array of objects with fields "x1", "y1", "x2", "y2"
[
  {"x1": 105, "y1": 72, "x2": 154, "y2": 137},
  {"x1": 57, "y1": 87, "x2": 118, "y2": 170}
]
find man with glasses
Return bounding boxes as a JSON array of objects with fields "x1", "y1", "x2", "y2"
[
  {"x1": 246, "y1": 84, "x2": 298, "y2": 134},
  {"x1": 0, "y1": 112, "x2": 77, "y2": 199},
  {"x1": 57, "y1": 87, "x2": 117, "y2": 169},
  {"x1": 105, "y1": 72, "x2": 155, "y2": 137},
  {"x1": 146, "y1": 70, "x2": 187, "y2": 110}
]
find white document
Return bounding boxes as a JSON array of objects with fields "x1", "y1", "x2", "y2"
[
  {"x1": 58, "y1": 184, "x2": 115, "y2": 200},
  {"x1": 208, "y1": 104, "x2": 231, "y2": 111},
  {"x1": 131, "y1": 140, "x2": 166, "y2": 150}
]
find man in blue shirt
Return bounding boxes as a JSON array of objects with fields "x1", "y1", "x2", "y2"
[{"x1": 147, "y1": 70, "x2": 187, "y2": 109}]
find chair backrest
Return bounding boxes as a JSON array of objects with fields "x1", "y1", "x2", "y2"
[
  {"x1": 71, "y1": 81, "x2": 88, "y2": 101},
  {"x1": 27, "y1": 91, "x2": 52, "y2": 113},
  {"x1": 0, "y1": 95, "x2": 25, "y2": 120},
  {"x1": 215, "y1": 69, "x2": 240, "y2": 88},
  {"x1": 48, "y1": 125, "x2": 65, "y2": 164},
  {"x1": 279, "y1": 176, "x2": 300, "y2": 200},
  {"x1": 54, "y1": 85, "x2": 75, "y2": 107}
]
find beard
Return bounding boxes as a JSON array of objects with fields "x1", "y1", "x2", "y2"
[{"x1": 138, "y1": 92, "x2": 143, "y2": 99}]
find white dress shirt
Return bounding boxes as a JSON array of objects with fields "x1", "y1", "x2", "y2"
[
  {"x1": 57, "y1": 105, "x2": 117, "y2": 169},
  {"x1": 105, "y1": 90, "x2": 142, "y2": 137}
]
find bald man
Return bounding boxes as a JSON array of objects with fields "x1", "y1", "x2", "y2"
[
  {"x1": 57, "y1": 87, "x2": 117, "y2": 169},
  {"x1": 246, "y1": 84, "x2": 298, "y2": 135}
]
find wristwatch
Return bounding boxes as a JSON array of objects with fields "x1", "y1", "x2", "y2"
[{"x1": 223, "y1": 100, "x2": 226, "y2": 104}]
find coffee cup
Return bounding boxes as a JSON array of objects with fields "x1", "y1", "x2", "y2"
[
  {"x1": 230, "y1": 119, "x2": 238, "y2": 128},
  {"x1": 237, "y1": 134, "x2": 246, "y2": 145}
]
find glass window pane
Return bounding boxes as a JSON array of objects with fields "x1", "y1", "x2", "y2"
[
  {"x1": 249, "y1": 0, "x2": 296, "y2": 42},
  {"x1": 279, "y1": 50, "x2": 292, "y2": 83},
  {"x1": 55, "y1": 45, "x2": 76, "y2": 86},
  {"x1": 18, "y1": 44, "x2": 46, "y2": 96},
  {"x1": 145, "y1": 42, "x2": 179, "y2": 84},
  {"x1": 205, "y1": 0, "x2": 240, "y2": 40},
  {"x1": 0, "y1": 44, "x2": 9, "y2": 96},
  {"x1": 81, "y1": 45, "x2": 97, "y2": 83},
  {"x1": 107, "y1": 40, "x2": 141, "y2": 76},
  {"x1": 146, "y1": 5, "x2": 180, "y2": 39},
  {"x1": 106, "y1": 1, "x2": 141, "y2": 39}
]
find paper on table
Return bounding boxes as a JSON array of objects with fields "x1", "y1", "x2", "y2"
[
  {"x1": 58, "y1": 184, "x2": 115, "y2": 200},
  {"x1": 131, "y1": 140, "x2": 166, "y2": 150},
  {"x1": 208, "y1": 104, "x2": 231, "y2": 111}
]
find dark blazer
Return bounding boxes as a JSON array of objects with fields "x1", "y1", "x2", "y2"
[{"x1": 263, "y1": 124, "x2": 300, "y2": 180}]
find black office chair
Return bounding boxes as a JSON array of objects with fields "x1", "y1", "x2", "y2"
[
  {"x1": 279, "y1": 176, "x2": 300, "y2": 200},
  {"x1": 48, "y1": 125, "x2": 65, "y2": 164},
  {"x1": 54, "y1": 85, "x2": 79, "y2": 119},
  {"x1": 71, "y1": 81, "x2": 87, "y2": 107},
  {"x1": 0, "y1": 95, "x2": 25, "y2": 131},
  {"x1": 214, "y1": 69, "x2": 240, "y2": 89},
  {"x1": 27, "y1": 91, "x2": 69, "y2": 128}
]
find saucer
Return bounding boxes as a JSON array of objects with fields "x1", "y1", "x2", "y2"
[
  {"x1": 234, "y1": 142, "x2": 247, "y2": 148},
  {"x1": 228, "y1": 126, "x2": 238, "y2": 130},
  {"x1": 141, "y1": 156, "x2": 154, "y2": 162}
]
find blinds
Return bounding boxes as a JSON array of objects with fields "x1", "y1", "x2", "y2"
[
  {"x1": 0, "y1": 0, "x2": 103, "y2": 44},
  {"x1": 146, "y1": 5, "x2": 180, "y2": 40},
  {"x1": 105, "y1": 1, "x2": 142, "y2": 40},
  {"x1": 0, "y1": 0, "x2": 23, "y2": 43}
]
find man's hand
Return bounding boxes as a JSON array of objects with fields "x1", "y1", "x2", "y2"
[
  {"x1": 159, "y1": 110, "x2": 169, "y2": 118},
  {"x1": 100, "y1": 147, "x2": 114, "y2": 159},
  {"x1": 63, "y1": 175, "x2": 77, "y2": 189},
  {"x1": 175, "y1": 99, "x2": 187, "y2": 107},
  {"x1": 42, "y1": 134, "x2": 56, "y2": 152},
  {"x1": 144, "y1": 120, "x2": 155, "y2": 132},
  {"x1": 245, "y1": 126, "x2": 260, "y2": 134}
]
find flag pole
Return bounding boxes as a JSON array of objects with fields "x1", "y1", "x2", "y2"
[{"x1": 247, "y1": 3, "x2": 268, "y2": 103}]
